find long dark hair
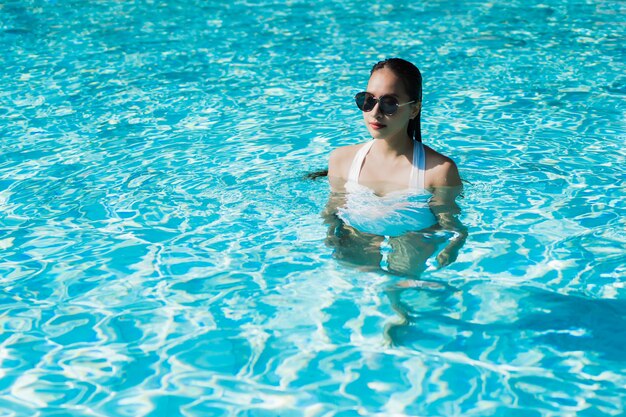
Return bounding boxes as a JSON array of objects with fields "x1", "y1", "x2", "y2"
[
  {"x1": 306, "y1": 58, "x2": 423, "y2": 180},
  {"x1": 370, "y1": 58, "x2": 423, "y2": 142}
]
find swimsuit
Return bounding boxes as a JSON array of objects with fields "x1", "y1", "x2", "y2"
[
  {"x1": 336, "y1": 139, "x2": 438, "y2": 237},
  {"x1": 348, "y1": 139, "x2": 426, "y2": 190}
]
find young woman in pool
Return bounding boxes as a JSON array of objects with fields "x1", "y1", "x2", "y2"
[
  {"x1": 328, "y1": 57, "x2": 461, "y2": 195},
  {"x1": 323, "y1": 58, "x2": 466, "y2": 276}
]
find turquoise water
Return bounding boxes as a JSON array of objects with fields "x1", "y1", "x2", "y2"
[{"x1": 1, "y1": 0, "x2": 625, "y2": 415}]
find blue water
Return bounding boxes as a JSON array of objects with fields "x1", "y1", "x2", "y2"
[{"x1": 1, "y1": 0, "x2": 625, "y2": 415}]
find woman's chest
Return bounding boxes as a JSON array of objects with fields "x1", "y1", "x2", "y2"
[{"x1": 357, "y1": 158, "x2": 415, "y2": 194}]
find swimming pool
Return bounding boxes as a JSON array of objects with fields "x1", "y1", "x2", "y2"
[{"x1": 1, "y1": 0, "x2": 625, "y2": 415}]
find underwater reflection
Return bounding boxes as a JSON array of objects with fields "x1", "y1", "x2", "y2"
[{"x1": 381, "y1": 281, "x2": 626, "y2": 363}]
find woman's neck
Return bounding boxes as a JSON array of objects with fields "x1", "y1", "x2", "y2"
[{"x1": 373, "y1": 133, "x2": 413, "y2": 159}]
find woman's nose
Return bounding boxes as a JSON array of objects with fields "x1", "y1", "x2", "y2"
[{"x1": 372, "y1": 101, "x2": 384, "y2": 117}]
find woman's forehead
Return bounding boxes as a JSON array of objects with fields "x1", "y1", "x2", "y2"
[{"x1": 366, "y1": 68, "x2": 406, "y2": 96}]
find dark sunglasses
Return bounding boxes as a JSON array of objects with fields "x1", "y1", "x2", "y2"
[{"x1": 355, "y1": 92, "x2": 416, "y2": 115}]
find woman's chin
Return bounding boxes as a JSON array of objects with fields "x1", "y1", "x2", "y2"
[{"x1": 368, "y1": 129, "x2": 385, "y2": 139}]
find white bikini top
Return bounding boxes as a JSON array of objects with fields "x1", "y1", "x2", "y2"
[
  {"x1": 347, "y1": 139, "x2": 426, "y2": 190},
  {"x1": 337, "y1": 139, "x2": 437, "y2": 237}
]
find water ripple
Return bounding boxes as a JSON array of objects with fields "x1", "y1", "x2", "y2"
[{"x1": 1, "y1": 0, "x2": 625, "y2": 415}]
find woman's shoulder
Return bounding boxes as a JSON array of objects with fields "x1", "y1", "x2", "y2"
[
  {"x1": 330, "y1": 142, "x2": 365, "y2": 159},
  {"x1": 423, "y1": 144, "x2": 455, "y2": 166},
  {"x1": 423, "y1": 144, "x2": 461, "y2": 187},
  {"x1": 328, "y1": 142, "x2": 367, "y2": 179}
]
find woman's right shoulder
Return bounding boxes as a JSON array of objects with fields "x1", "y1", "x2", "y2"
[{"x1": 328, "y1": 143, "x2": 363, "y2": 179}]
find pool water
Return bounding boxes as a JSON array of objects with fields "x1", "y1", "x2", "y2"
[{"x1": 1, "y1": 0, "x2": 625, "y2": 415}]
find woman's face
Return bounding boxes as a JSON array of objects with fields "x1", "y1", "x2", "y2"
[{"x1": 363, "y1": 67, "x2": 420, "y2": 140}]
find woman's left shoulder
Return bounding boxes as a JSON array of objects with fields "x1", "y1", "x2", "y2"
[{"x1": 423, "y1": 145, "x2": 461, "y2": 187}]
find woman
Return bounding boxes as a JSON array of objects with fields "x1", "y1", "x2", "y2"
[
  {"x1": 328, "y1": 58, "x2": 461, "y2": 195},
  {"x1": 323, "y1": 58, "x2": 466, "y2": 276}
]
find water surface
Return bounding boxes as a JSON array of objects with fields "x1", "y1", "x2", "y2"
[{"x1": 1, "y1": 0, "x2": 625, "y2": 415}]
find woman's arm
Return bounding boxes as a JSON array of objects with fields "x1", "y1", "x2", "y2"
[
  {"x1": 322, "y1": 192, "x2": 385, "y2": 270},
  {"x1": 430, "y1": 191, "x2": 468, "y2": 267},
  {"x1": 328, "y1": 145, "x2": 360, "y2": 192},
  {"x1": 428, "y1": 160, "x2": 467, "y2": 267}
]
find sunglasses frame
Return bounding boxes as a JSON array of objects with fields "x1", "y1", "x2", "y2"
[{"x1": 355, "y1": 92, "x2": 416, "y2": 116}]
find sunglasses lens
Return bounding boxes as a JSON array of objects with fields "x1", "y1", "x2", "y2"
[
  {"x1": 364, "y1": 96, "x2": 378, "y2": 112},
  {"x1": 380, "y1": 96, "x2": 399, "y2": 115},
  {"x1": 355, "y1": 92, "x2": 373, "y2": 111},
  {"x1": 355, "y1": 92, "x2": 365, "y2": 110}
]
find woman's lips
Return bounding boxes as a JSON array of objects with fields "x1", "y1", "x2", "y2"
[{"x1": 369, "y1": 122, "x2": 386, "y2": 130}]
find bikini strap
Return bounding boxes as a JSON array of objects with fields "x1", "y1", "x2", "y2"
[
  {"x1": 409, "y1": 141, "x2": 426, "y2": 190},
  {"x1": 347, "y1": 140, "x2": 375, "y2": 184}
]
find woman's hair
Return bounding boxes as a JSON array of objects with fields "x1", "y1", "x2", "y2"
[
  {"x1": 304, "y1": 169, "x2": 328, "y2": 180},
  {"x1": 370, "y1": 58, "x2": 423, "y2": 142}
]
